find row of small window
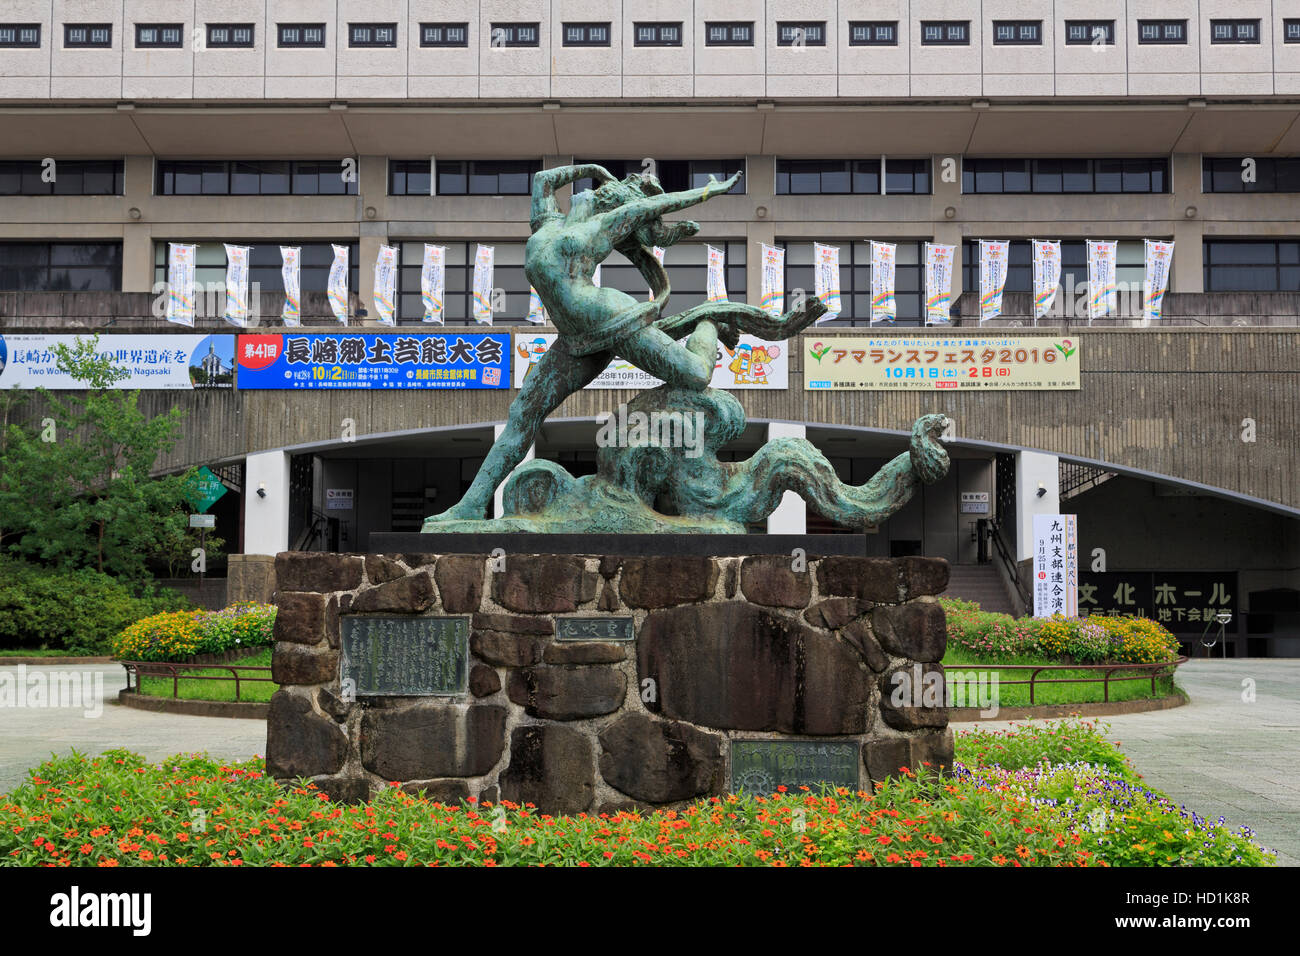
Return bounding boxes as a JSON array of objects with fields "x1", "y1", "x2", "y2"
[
  {"x1": 391, "y1": 159, "x2": 746, "y2": 197},
  {"x1": 0, "y1": 23, "x2": 252, "y2": 49}
]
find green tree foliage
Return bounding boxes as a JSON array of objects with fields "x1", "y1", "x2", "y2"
[{"x1": 0, "y1": 334, "x2": 196, "y2": 580}]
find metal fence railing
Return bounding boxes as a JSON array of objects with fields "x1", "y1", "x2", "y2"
[
  {"x1": 121, "y1": 661, "x2": 274, "y2": 702},
  {"x1": 954, "y1": 656, "x2": 1188, "y2": 705}
]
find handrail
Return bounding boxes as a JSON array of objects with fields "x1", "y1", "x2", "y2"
[
  {"x1": 121, "y1": 660, "x2": 273, "y2": 703},
  {"x1": 986, "y1": 517, "x2": 1031, "y2": 612},
  {"x1": 948, "y1": 656, "x2": 1188, "y2": 704}
]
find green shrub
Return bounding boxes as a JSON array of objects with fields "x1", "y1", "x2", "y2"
[
  {"x1": 111, "y1": 602, "x2": 276, "y2": 662},
  {"x1": 0, "y1": 556, "x2": 189, "y2": 654}
]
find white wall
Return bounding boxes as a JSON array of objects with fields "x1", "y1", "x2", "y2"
[
  {"x1": 1014, "y1": 449, "x2": 1060, "y2": 562},
  {"x1": 244, "y1": 450, "x2": 291, "y2": 555},
  {"x1": 766, "y1": 421, "x2": 808, "y2": 534}
]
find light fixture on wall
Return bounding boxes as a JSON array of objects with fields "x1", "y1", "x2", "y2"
[
  {"x1": 1036, "y1": 482, "x2": 1047, "y2": 498},
  {"x1": 257, "y1": 483, "x2": 267, "y2": 499}
]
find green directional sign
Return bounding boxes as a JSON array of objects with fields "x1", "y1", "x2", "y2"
[{"x1": 185, "y1": 466, "x2": 228, "y2": 513}]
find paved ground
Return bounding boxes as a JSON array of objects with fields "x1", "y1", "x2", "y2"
[
  {"x1": 0, "y1": 663, "x2": 266, "y2": 795},
  {"x1": 962, "y1": 658, "x2": 1300, "y2": 866}
]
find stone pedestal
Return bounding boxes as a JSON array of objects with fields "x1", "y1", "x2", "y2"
[{"x1": 268, "y1": 550, "x2": 953, "y2": 812}]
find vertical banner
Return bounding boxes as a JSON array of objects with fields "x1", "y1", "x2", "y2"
[
  {"x1": 472, "y1": 243, "x2": 494, "y2": 324},
  {"x1": 813, "y1": 243, "x2": 842, "y2": 322},
  {"x1": 421, "y1": 244, "x2": 445, "y2": 324},
  {"x1": 165, "y1": 243, "x2": 197, "y2": 328},
  {"x1": 978, "y1": 239, "x2": 1010, "y2": 323},
  {"x1": 280, "y1": 246, "x2": 301, "y2": 327},
  {"x1": 650, "y1": 246, "x2": 666, "y2": 302},
  {"x1": 869, "y1": 241, "x2": 896, "y2": 324},
  {"x1": 593, "y1": 264, "x2": 601, "y2": 287},
  {"x1": 758, "y1": 243, "x2": 784, "y2": 317},
  {"x1": 923, "y1": 242, "x2": 955, "y2": 325},
  {"x1": 1143, "y1": 239, "x2": 1175, "y2": 322},
  {"x1": 1033, "y1": 514, "x2": 1079, "y2": 618},
  {"x1": 372, "y1": 244, "x2": 398, "y2": 326},
  {"x1": 706, "y1": 245, "x2": 727, "y2": 302},
  {"x1": 1032, "y1": 239, "x2": 1062, "y2": 323},
  {"x1": 327, "y1": 244, "x2": 349, "y2": 325},
  {"x1": 1087, "y1": 239, "x2": 1118, "y2": 323},
  {"x1": 527, "y1": 287, "x2": 547, "y2": 324},
  {"x1": 222, "y1": 243, "x2": 250, "y2": 328}
]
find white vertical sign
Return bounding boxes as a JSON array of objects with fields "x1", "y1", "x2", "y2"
[
  {"x1": 280, "y1": 246, "x2": 301, "y2": 327},
  {"x1": 758, "y1": 243, "x2": 784, "y2": 316},
  {"x1": 1033, "y1": 514, "x2": 1079, "y2": 618},
  {"x1": 706, "y1": 245, "x2": 727, "y2": 302},
  {"x1": 1087, "y1": 239, "x2": 1118, "y2": 322},
  {"x1": 472, "y1": 243, "x2": 494, "y2": 324},
  {"x1": 869, "y1": 241, "x2": 896, "y2": 323},
  {"x1": 923, "y1": 242, "x2": 955, "y2": 325},
  {"x1": 1032, "y1": 239, "x2": 1062, "y2": 322},
  {"x1": 222, "y1": 243, "x2": 250, "y2": 328},
  {"x1": 813, "y1": 242, "x2": 841, "y2": 321},
  {"x1": 1143, "y1": 239, "x2": 1175, "y2": 322},
  {"x1": 527, "y1": 287, "x2": 547, "y2": 324},
  {"x1": 327, "y1": 244, "x2": 349, "y2": 325},
  {"x1": 592, "y1": 264, "x2": 601, "y2": 287},
  {"x1": 166, "y1": 243, "x2": 197, "y2": 327},
  {"x1": 421, "y1": 244, "x2": 445, "y2": 324},
  {"x1": 650, "y1": 246, "x2": 666, "y2": 302},
  {"x1": 978, "y1": 239, "x2": 1010, "y2": 322},
  {"x1": 372, "y1": 244, "x2": 398, "y2": 326}
]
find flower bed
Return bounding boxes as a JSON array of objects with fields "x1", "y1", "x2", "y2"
[{"x1": 111, "y1": 602, "x2": 276, "y2": 663}]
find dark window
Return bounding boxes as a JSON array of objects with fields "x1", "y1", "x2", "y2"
[
  {"x1": 963, "y1": 158, "x2": 1167, "y2": 194},
  {"x1": 885, "y1": 158, "x2": 931, "y2": 194},
  {"x1": 421, "y1": 23, "x2": 468, "y2": 47},
  {"x1": 993, "y1": 21, "x2": 1041, "y2": 45},
  {"x1": 1065, "y1": 20, "x2": 1115, "y2": 44},
  {"x1": 573, "y1": 159, "x2": 745, "y2": 195},
  {"x1": 435, "y1": 160, "x2": 541, "y2": 195},
  {"x1": 64, "y1": 24, "x2": 113, "y2": 47},
  {"x1": 136, "y1": 24, "x2": 183, "y2": 48},
  {"x1": 350, "y1": 23, "x2": 397, "y2": 47},
  {"x1": 154, "y1": 241, "x2": 360, "y2": 298},
  {"x1": 634, "y1": 23, "x2": 682, "y2": 46},
  {"x1": 706, "y1": 22, "x2": 753, "y2": 46},
  {"x1": 0, "y1": 242, "x2": 122, "y2": 291},
  {"x1": 279, "y1": 23, "x2": 326, "y2": 47},
  {"x1": 1137, "y1": 20, "x2": 1187, "y2": 44},
  {"x1": 1204, "y1": 240, "x2": 1300, "y2": 291},
  {"x1": 780, "y1": 240, "x2": 922, "y2": 326},
  {"x1": 0, "y1": 160, "x2": 124, "y2": 196},
  {"x1": 774, "y1": 159, "x2": 929, "y2": 195},
  {"x1": 207, "y1": 24, "x2": 254, "y2": 48},
  {"x1": 1286, "y1": 20, "x2": 1300, "y2": 43},
  {"x1": 777, "y1": 22, "x2": 826, "y2": 47},
  {"x1": 1210, "y1": 20, "x2": 1260, "y2": 43},
  {"x1": 1202, "y1": 157, "x2": 1300, "y2": 193},
  {"x1": 389, "y1": 160, "x2": 432, "y2": 196},
  {"x1": 490, "y1": 23, "x2": 540, "y2": 47},
  {"x1": 921, "y1": 22, "x2": 969, "y2": 45},
  {"x1": 156, "y1": 160, "x2": 359, "y2": 196},
  {"x1": 848, "y1": 22, "x2": 897, "y2": 45},
  {"x1": 0, "y1": 24, "x2": 40, "y2": 47},
  {"x1": 563, "y1": 22, "x2": 610, "y2": 46}
]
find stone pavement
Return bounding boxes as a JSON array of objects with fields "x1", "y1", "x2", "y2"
[
  {"x1": 961, "y1": 658, "x2": 1300, "y2": 866},
  {"x1": 0, "y1": 663, "x2": 266, "y2": 796}
]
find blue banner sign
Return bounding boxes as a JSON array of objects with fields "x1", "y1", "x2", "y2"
[{"x1": 235, "y1": 333, "x2": 509, "y2": 389}]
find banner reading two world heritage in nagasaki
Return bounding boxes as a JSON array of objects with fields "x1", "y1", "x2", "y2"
[
  {"x1": 235, "y1": 333, "x2": 509, "y2": 389},
  {"x1": 803, "y1": 335, "x2": 1081, "y2": 390},
  {"x1": 0, "y1": 334, "x2": 235, "y2": 389}
]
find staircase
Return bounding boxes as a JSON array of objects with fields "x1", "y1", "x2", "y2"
[{"x1": 941, "y1": 564, "x2": 1019, "y2": 616}]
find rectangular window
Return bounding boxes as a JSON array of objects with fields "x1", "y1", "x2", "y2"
[
  {"x1": 776, "y1": 22, "x2": 826, "y2": 47},
  {"x1": 572, "y1": 159, "x2": 745, "y2": 195},
  {"x1": 963, "y1": 158, "x2": 1167, "y2": 194},
  {"x1": 64, "y1": 24, "x2": 113, "y2": 47},
  {"x1": 1065, "y1": 20, "x2": 1115, "y2": 45},
  {"x1": 136, "y1": 24, "x2": 183, "y2": 48},
  {"x1": 156, "y1": 160, "x2": 359, "y2": 196},
  {"x1": 706, "y1": 22, "x2": 753, "y2": 46},
  {"x1": 421, "y1": 23, "x2": 468, "y2": 47},
  {"x1": 207, "y1": 24, "x2": 254, "y2": 48},
  {"x1": 389, "y1": 159, "x2": 433, "y2": 196},
  {"x1": 0, "y1": 160, "x2": 124, "y2": 196},
  {"x1": 350, "y1": 23, "x2": 397, "y2": 48},
  {"x1": 0, "y1": 24, "x2": 40, "y2": 48},
  {"x1": 634, "y1": 23, "x2": 682, "y2": 46},
  {"x1": 1137, "y1": 20, "x2": 1187, "y2": 44},
  {"x1": 775, "y1": 159, "x2": 929, "y2": 195},
  {"x1": 490, "y1": 23, "x2": 540, "y2": 47},
  {"x1": 0, "y1": 242, "x2": 122, "y2": 292},
  {"x1": 1202, "y1": 157, "x2": 1300, "y2": 193},
  {"x1": 563, "y1": 22, "x2": 611, "y2": 47},
  {"x1": 993, "y1": 21, "x2": 1041, "y2": 45},
  {"x1": 848, "y1": 21, "x2": 897, "y2": 46},
  {"x1": 921, "y1": 22, "x2": 969, "y2": 45},
  {"x1": 1210, "y1": 20, "x2": 1259, "y2": 43},
  {"x1": 434, "y1": 160, "x2": 540, "y2": 196},
  {"x1": 1204, "y1": 240, "x2": 1300, "y2": 292},
  {"x1": 154, "y1": 242, "x2": 359, "y2": 300},
  {"x1": 279, "y1": 24, "x2": 326, "y2": 48},
  {"x1": 1286, "y1": 20, "x2": 1300, "y2": 43}
]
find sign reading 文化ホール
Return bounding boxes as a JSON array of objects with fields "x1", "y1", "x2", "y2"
[{"x1": 184, "y1": 466, "x2": 228, "y2": 513}]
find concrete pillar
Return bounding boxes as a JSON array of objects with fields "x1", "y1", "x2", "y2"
[
  {"x1": 746, "y1": 154, "x2": 777, "y2": 307},
  {"x1": 766, "y1": 422, "x2": 807, "y2": 534},
  {"x1": 121, "y1": 156, "x2": 156, "y2": 293},
  {"x1": 493, "y1": 423, "x2": 535, "y2": 518},
  {"x1": 1014, "y1": 450, "x2": 1060, "y2": 562},
  {"x1": 931, "y1": 153, "x2": 965, "y2": 297},
  {"x1": 244, "y1": 450, "x2": 291, "y2": 556},
  {"x1": 1170, "y1": 153, "x2": 1204, "y2": 293}
]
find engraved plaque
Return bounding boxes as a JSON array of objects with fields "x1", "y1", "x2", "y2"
[
  {"x1": 730, "y1": 740, "x2": 860, "y2": 794},
  {"x1": 340, "y1": 616, "x2": 469, "y2": 696},
  {"x1": 555, "y1": 616, "x2": 635, "y2": 643}
]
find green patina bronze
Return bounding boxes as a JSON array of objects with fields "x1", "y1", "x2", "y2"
[{"x1": 424, "y1": 164, "x2": 950, "y2": 533}]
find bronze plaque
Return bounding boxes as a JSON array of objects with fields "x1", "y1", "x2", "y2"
[
  {"x1": 555, "y1": 616, "x2": 635, "y2": 642},
  {"x1": 340, "y1": 616, "x2": 469, "y2": 696},
  {"x1": 730, "y1": 740, "x2": 860, "y2": 794}
]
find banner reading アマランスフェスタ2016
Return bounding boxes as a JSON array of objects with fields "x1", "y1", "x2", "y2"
[{"x1": 803, "y1": 335, "x2": 1081, "y2": 390}]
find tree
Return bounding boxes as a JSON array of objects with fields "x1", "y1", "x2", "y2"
[{"x1": 0, "y1": 334, "x2": 195, "y2": 581}]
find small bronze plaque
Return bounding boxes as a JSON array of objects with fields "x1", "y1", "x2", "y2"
[
  {"x1": 555, "y1": 616, "x2": 635, "y2": 643},
  {"x1": 340, "y1": 616, "x2": 469, "y2": 697},
  {"x1": 730, "y1": 740, "x2": 860, "y2": 794}
]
